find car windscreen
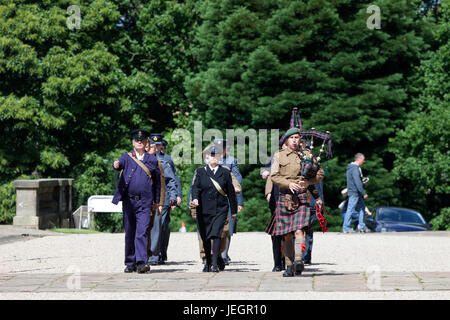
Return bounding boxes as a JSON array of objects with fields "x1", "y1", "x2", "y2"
[{"x1": 378, "y1": 208, "x2": 426, "y2": 224}]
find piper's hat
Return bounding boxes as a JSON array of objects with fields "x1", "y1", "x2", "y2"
[
  {"x1": 150, "y1": 133, "x2": 164, "y2": 145},
  {"x1": 280, "y1": 127, "x2": 300, "y2": 145},
  {"x1": 131, "y1": 129, "x2": 150, "y2": 140}
]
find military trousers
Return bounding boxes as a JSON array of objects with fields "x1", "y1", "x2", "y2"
[
  {"x1": 122, "y1": 197, "x2": 151, "y2": 267},
  {"x1": 160, "y1": 205, "x2": 171, "y2": 260}
]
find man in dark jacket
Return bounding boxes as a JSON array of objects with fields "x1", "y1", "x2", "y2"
[
  {"x1": 342, "y1": 153, "x2": 369, "y2": 233},
  {"x1": 112, "y1": 129, "x2": 161, "y2": 273}
]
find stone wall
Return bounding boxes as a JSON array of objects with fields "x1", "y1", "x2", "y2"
[{"x1": 13, "y1": 179, "x2": 74, "y2": 230}]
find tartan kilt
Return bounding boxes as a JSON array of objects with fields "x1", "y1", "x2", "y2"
[{"x1": 267, "y1": 191, "x2": 311, "y2": 236}]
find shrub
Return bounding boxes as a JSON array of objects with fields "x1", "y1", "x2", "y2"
[
  {"x1": 430, "y1": 208, "x2": 450, "y2": 231},
  {"x1": 0, "y1": 175, "x2": 34, "y2": 224},
  {"x1": 0, "y1": 180, "x2": 16, "y2": 224}
]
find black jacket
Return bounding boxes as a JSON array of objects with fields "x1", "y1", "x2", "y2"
[{"x1": 191, "y1": 165, "x2": 238, "y2": 216}]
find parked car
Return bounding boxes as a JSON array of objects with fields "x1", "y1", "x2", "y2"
[{"x1": 365, "y1": 207, "x2": 432, "y2": 232}]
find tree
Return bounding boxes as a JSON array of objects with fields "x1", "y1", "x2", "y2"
[
  {"x1": 0, "y1": 1, "x2": 198, "y2": 226},
  {"x1": 389, "y1": 1, "x2": 449, "y2": 223},
  {"x1": 186, "y1": 0, "x2": 429, "y2": 218}
]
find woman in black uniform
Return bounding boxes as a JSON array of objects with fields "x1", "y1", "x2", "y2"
[{"x1": 191, "y1": 146, "x2": 238, "y2": 272}]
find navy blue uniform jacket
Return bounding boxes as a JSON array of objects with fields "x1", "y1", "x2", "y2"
[{"x1": 112, "y1": 151, "x2": 161, "y2": 211}]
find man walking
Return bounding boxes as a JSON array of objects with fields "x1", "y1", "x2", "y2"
[
  {"x1": 158, "y1": 138, "x2": 182, "y2": 262},
  {"x1": 112, "y1": 129, "x2": 161, "y2": 273},
  {"x1": 147, "y1": 133, "x2": 178, "y2": 265},
  {"x1": 342, "y1": 153, "x2": 369, "y2": 233}
]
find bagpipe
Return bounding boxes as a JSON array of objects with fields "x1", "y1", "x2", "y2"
[{"x1": 281, "y1": 107, "x2": 333, "y2": 162}]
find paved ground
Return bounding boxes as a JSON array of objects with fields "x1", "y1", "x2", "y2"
[{"x1": 0, "y1": 226, "x2": 449, "y2": 300}]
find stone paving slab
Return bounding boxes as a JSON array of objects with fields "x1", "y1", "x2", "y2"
[
  {"x1": 0, "y1": 271, "x2": 448, "y2": 293},
  {"x1": 313, "y1": 273, "x2": 367, "y2": 292}
]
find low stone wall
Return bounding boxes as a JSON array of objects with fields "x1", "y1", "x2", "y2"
[{"x1": 13, "y1": 179, "x2": 74, "y2": 230}]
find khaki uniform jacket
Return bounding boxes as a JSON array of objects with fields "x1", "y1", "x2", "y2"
[{"x1": 270, "y1": 149, "x2": 324, "y2": 192}]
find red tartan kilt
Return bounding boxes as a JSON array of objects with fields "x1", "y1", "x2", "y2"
[{"x1": 267, "y1": 191, "x2": 311, "y2": 236}]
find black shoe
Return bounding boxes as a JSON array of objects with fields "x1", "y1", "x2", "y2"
[
  {"x1": 222, "y1": 257, "x2": 230, "y2": 266},
  {"x1": 272, "y1": 266, "x2": 282, "y2": 272},
  {"x1": 124, "y1": 265, "x2": 136, "y2": 273},
  {"x1": 202, "y1": 264, "x2": 211, "y2": 272},
  {"x1": 293, "y1": 261, "x2": 304, "y2": 276},
  {"x1": 282, "y1": 266, "x2": 294, "y2": 277},
  {"x1": 304, "y1": 260, "x2": 312, "y2": 265},
  {"x1": 211, "y1": 265, "x2": 220, "y2": 273},
  {"x1": 218, "y1": 256, "x2": 225, "y2": 271},
  {"x1": 136, "y1": 263, "x2": 150, "y2": 274},
  {"x1": 157, "y1": 256, "x2": 165, "y2": 265}
]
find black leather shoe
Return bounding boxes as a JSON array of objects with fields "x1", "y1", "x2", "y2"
[
  {"x1": 137, "y1": 263, "x2": 150, "y2": 274},
  {"x1": 157, "y1": 256, "x2": 165, "y2": 265},
  {"x1": 222, "y1": 256, "x2": 230, "y2": 265},
  {"x1": 202, "y1": 264, "x2": 211, "y2": 272},
  {"x1": 304, "y1": 260, "x2": 312, "y2": 265},
  {"x1": 211, "y1": 265, "x2": 220, "y2": 273},
  {"x1": 293, "y1": 261, "x2": 304, "y2": 276},
  {"x1": 218, "y1": 256, "x2": 225, "y2": 271},
  {"x1": 272, "y1": 266, "x2": 282, "y2": 272},
  {"x1": 282, "y1": 266, "x2": 294, "y2": 277},
  {"x1": 124, "y1": 265, "x2": 136, "y2": 273}
]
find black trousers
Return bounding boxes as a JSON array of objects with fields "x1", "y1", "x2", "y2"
[{"x1": 271, "y1": 235, "x2": 283, "y2": 267}]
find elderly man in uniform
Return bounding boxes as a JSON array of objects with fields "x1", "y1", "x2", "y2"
[
  {"x1": 112, "y1": 129, "x2": 161, "y2": 273},
  {"x1": 213, "y1": 139, "x2": 244, "y2": 265},
  {"x1": 159, "y1": 138, "x2": 182, "y2": 262},
  {"x1": 147, "y1": 133, "x2": 178, "y2": 265},
  {"x1": 161, "y1": 139, "x2": 182, "y2": 206}
]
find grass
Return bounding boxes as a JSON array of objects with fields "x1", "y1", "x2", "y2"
[{"x1": 50, "y1": 228, "x2": 105, "y2": 234}]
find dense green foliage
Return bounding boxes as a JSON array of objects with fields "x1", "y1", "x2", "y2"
[{"x1": 0, "y1": 0, "x2": 448, "y2": 231}]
